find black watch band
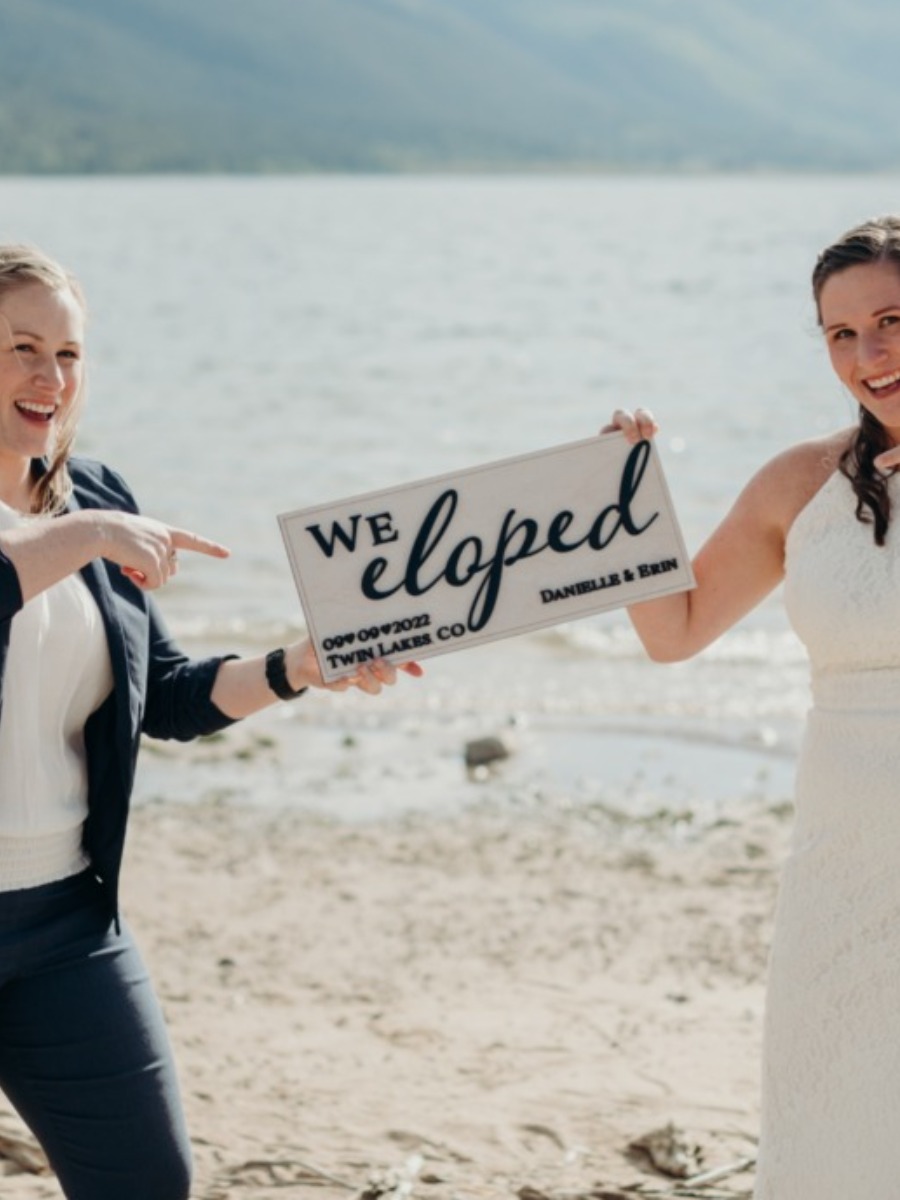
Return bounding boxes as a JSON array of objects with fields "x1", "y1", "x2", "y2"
[{"x1": 265, "y1": 648, "x2": 308, "y2": 701}]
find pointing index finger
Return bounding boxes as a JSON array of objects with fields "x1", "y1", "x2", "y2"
[{"x1": 169, "y1": 528, "x2": 231, "y2": 559}]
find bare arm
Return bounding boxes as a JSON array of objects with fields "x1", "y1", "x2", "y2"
[
  {"x1": 0, "y1": 497, "x2": 422, "y2": 724},
  {"x1": 628, "y1": 472, "x2": 786, "y2": 661},
  {"x1": 210, "y1": 637, "x2": 425, "y2": 719},
  {"x1": 605, "y1": 408, "x2": 844, "y2": 662},
  {"x1": 0, "y1": 509, "x2": 228, "y2": 607}
]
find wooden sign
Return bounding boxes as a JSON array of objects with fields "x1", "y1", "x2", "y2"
[{"x1": 278, "y1": 434, "x2": 694, "y2": 681}]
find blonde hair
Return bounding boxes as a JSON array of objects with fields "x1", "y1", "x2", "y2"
[{"x1": 0, "y1": 244, "x2": 86, "y2": 514}]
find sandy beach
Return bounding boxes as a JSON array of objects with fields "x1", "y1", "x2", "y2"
[{"x1": 0, "y1": 677, "x2": 791, "y2": 1200}]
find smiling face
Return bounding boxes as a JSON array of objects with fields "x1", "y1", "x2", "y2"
[
  {"x1": 0, "y1": 281, "x2": 84, "y2": 498},
  {"x1": 819, "y1": 259, "x2": 900, "y2": 444}
]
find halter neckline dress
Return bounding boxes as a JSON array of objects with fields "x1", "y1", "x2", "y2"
[{"x1": 757, "y1": 466, "x2": 900, "y2": 1196}]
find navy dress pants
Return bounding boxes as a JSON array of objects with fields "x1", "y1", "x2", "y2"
[{"x1": 0, "y1": 870, "x2": 191, "y2": 1200}]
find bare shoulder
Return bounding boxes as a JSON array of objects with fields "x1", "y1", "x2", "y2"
[
  {"x1": 739, "y1": 427, "x2": 854, "y2": 535},
  {"x1": 765, "y1": 427, "x2": 853, "y2": 477}
]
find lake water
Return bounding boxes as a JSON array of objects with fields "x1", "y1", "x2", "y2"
[{"x1": 2, "y1": 172, "x2": 898, "y2": 818}]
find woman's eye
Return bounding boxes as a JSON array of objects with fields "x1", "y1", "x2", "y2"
[
  {"x1": 58, "y1": 350, "x2": 80, "y2": 361},
  {"x1": 879, "y1": 314, "x2": 900, "y2": 328},
  {"x1": 13, "y1": 343, "x2": 35, "y2": 354},
  {"x1": 831, "y1": 328, "x2": 854, "y2": 342}
]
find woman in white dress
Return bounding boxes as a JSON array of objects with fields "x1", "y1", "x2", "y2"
[{"x1": 609, "y1": 214, "x2": 900, "y2": 1197}]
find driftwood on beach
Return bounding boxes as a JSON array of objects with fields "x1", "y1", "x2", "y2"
[{"x1": 0, "y1": 1124, "x2": 50, "y2": 1177}]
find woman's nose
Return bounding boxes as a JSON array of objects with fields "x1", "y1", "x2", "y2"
[
  {"x1": 857, "y1": 330, "x2": 890, "y2": 368},
  {"x1": 30, "y1": 351, "x2": 64, "y2": 391}
]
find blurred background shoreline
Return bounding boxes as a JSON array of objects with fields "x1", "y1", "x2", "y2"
[
  {"x1": 2, "y1": 170, "x2": 888, "y2": 824},
  {"x1": 6, "y1": 7, "x2": 897, "y2": 1192}
]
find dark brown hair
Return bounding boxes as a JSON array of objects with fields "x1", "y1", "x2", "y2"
[
  {"x1": 812, "y1": 215, "x2": 900, "y2": 546},
  {"x1": 0, "y1": 244, "x2": 86, "y2": 515}
]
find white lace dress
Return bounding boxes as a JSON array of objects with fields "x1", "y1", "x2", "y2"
[{"x1": 756, "y1": 468, "x2": 900, "y2": 1196}]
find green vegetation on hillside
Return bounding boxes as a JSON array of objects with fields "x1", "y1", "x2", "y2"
[{"x1": 0, "y1": 0, "x2": 897, "y2": 172}]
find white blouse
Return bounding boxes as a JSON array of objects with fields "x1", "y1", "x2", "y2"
[{"x1": 0, "y1": 502, "x2": 113, "y2": 890}]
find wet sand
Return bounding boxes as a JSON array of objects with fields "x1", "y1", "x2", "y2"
[{"x1": 0, "y1": 697, "x2": 789, "y2": 1199}]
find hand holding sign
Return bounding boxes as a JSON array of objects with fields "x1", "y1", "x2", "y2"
[
  {"x1": 279, "y1": 433, "x2": 695, "y2": 682},
  {"x1": 286, "y1": 637, "x2": 425, "y2": 695},
  {"x1": 601, "y1": 406, "x2": 659, "y2": 442}
]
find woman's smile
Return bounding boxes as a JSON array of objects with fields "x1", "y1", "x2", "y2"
[
  {"x1": 819, "y1": 259, "x2": 900, "y2": 438},
  {"x1": 0, "y1": 282, "x2": 83, "y2": 494},
  {"x1": 863, "y1": 367, "x2": 900, "y2": 398},
  {"x1": 14, "y1": 399, "x2": 59, "y2": 424}
]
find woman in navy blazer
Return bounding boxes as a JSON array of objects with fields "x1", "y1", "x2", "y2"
[{"x1": 0, "y1": 244, "x2": 420, "y2": 1200}]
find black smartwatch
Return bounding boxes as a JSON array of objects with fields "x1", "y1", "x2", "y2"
[{"x1": 264, "y1": 648, "x2": 308, "y2": 701}]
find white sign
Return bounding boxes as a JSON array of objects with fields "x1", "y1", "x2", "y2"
[{"x1": 278, "y1": 434, "x2": 694, "y2": 681}]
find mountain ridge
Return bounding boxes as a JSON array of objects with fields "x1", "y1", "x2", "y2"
[{"x1": 1, "y1": 0, "x2": 897, "y2": 172}]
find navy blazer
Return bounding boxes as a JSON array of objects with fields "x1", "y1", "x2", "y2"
[{"x1": 0, "y1": 457, "x2": 237, "y2": 918}]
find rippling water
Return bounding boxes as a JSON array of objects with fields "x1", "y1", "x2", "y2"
[{"x1": 3, "y1": 173, "x2": 898, "y2": 809}]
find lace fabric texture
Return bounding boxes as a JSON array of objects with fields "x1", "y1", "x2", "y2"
[{"x1": 756, "y1": 470, "x2": 900, "y2": 1196}]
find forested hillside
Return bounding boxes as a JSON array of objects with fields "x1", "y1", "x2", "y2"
[{"x1": 1, "y1": 0, "x2": 897, "y2": 172}]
